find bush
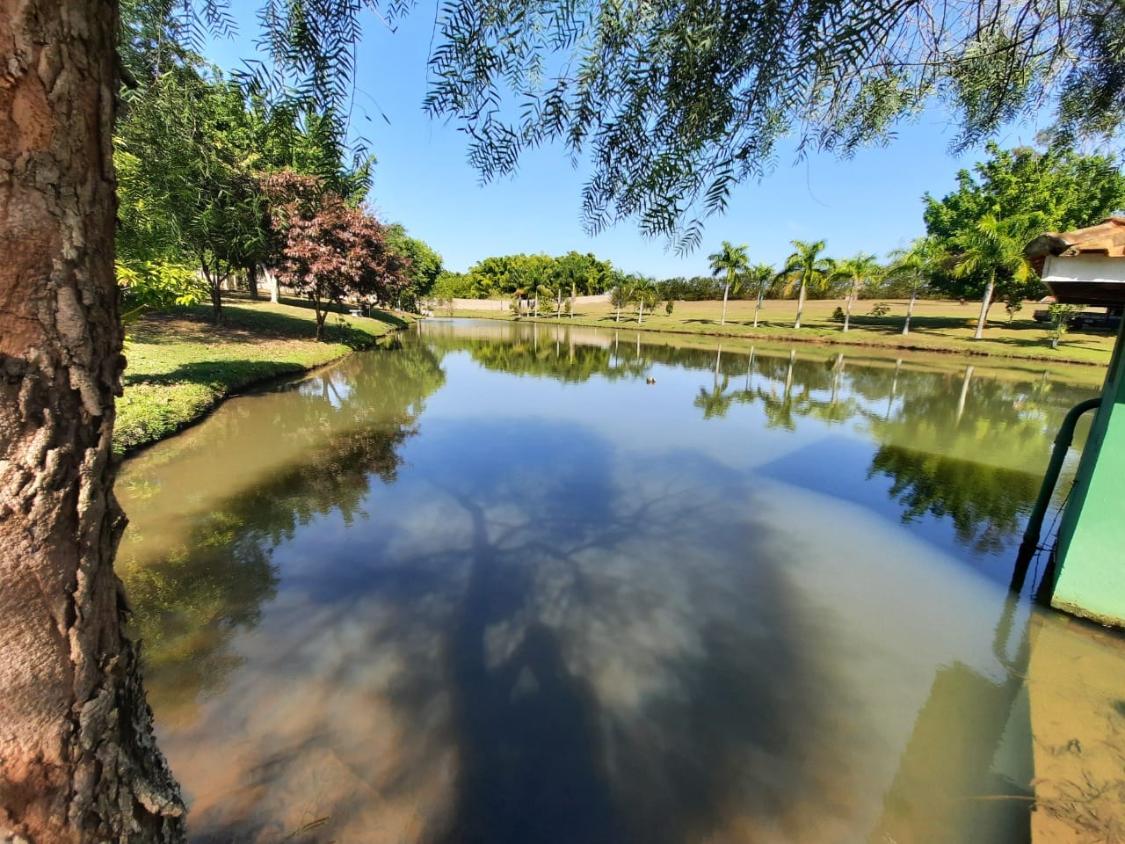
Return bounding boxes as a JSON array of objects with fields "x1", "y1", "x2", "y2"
[
  {"x1": 869, "y1": 302, "x2": 891, "y2": 317},
  {"x1": 117, "y1": 260, "x2": 208, "y2": 313},
  {"x1": 831, "y1": 306, "x2": 845, "y2": 323}
]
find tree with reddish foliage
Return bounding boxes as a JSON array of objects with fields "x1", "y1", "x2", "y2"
[{"x1": 268, "y1": 174, "x2": 409, "y2": 340}]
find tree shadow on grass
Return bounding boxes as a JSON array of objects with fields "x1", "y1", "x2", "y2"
[
  {"x1": 129, "y1": 303, "x2": 396, "y2": 349},
  {"x1": 122, "y1": 359, "x2": 313, "y2": 390}
]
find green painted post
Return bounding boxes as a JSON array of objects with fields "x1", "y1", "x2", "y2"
[{"x1": 1049, "y1": 319, "x2": 1125, "y2": 627}]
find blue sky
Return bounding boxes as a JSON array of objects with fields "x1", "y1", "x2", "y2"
[{"x1": 205, "y1": 6, "x2": 1047, "y2": 277}]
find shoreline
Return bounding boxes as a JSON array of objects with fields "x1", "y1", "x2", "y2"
[
  {"x1": 443, "y1": 309, "x2": 1113, "y2": 368},
  {"x1": 115, "y1": 300, "x2": 415, "y2": 457}
]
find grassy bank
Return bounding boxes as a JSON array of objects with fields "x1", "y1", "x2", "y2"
[
  {"x1": 444, "y1": 298, "x2": 1116, "y2": 366},
  {"x1": 116, "y1": 299, "x2": 411, "y2": 455}
]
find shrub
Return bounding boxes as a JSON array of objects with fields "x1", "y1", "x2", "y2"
[
  {"x1": 869, "y1": 302, "x2": 891, "y2": 317},
  {"x1": 117, "y1": 260, "x2": 209, "y2": 314}
]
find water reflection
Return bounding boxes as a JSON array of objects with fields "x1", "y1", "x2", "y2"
[
  {"x1": 423, "y1": 321, "x2": 1096, "y2": 564},
  {"x1": 115, "y1": 319, "x2": 1123, "y2": 842},
  {"x1": 118, "y1": 340, "x2": 445, "y2": 722},
  {"x1": 869, "y1": 446, "x2": 1041, "y2": 554}
]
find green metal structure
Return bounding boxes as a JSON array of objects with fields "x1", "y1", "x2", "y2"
[
  {"x1": 1026, "y1": 218, "x2": 1125, "y2": 628},
  {"x1": 1047, "y1": 320, "x2": 1125, "y2": 627}
]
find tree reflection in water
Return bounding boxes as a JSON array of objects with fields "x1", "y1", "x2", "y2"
[
  {"x1": 426, "y1": 321, "x2": 1094, "y2": 560},
  {"x1": 116, "y1": 321, "x2": 1111, "y2": 842},
  {"x1": 117, "y1": 340, "x2": 446, "y2": 723}
]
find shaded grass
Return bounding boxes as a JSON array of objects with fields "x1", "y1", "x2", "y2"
[
  {"x1": 445, "y1": 298, "x2": 1116, "y2": 367},
  {"x1": 116, "y1": 299, "x2": 410, "y2": 455}
]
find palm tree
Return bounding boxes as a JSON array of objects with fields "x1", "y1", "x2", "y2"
[
  {"x1": 708, "y1": 241, "x2": 750, "y2": 326},
  {"x1": 745, "y1": 263, "x2": 775, "y2": 328},
  {"x1": 634, "y1": 283, "x2": 661, "y2": 324},
  {"x1": 830, "y1": 253, "x2": 881, "y2": 332},
  {"x1": 953, "y1": 214, "x2": 1038, "y2": 340},
  {"x1": 779, "y1": 239, "x2": 833, "y2": 329},
  {"x1": 887, "y1": 237, "x2": 938, "y2": 335},
  {"x1": 694, "y1": 375, "x2": 736, "y2": 419},
  {"x1": 610, "y1": 280, "x2": 634, "y2": 322}
]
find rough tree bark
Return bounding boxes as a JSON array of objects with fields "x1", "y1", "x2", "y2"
[{"x1": 0, "y1": 2, "x2": 185, "y2": 841}]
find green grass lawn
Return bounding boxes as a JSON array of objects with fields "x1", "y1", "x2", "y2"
[
  {"x1": 445, "y1": 297, "x2": 1117, "y2": 366},
  {"x1": 116, "y1": 299, "x2": 411, "y2": 455}
]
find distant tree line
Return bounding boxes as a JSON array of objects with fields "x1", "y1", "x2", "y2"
[
  {"x1": 433, "y1": 252, "x2": 623, "y2": 299},
  {"x1": 443, "y1": 143, "x2": 1124, "y2": 342}
]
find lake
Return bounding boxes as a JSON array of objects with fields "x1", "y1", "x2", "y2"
[{"x1": 116, "y1": 318, "x2": 1125, "y2": 842}]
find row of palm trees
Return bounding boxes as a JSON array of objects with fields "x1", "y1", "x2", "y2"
[{"x1": 706, "y1": 213, "x2": 1039, "y2": 339}]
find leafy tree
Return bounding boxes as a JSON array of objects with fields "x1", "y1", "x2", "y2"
[
  {"x1": 456, "y1": 252, "x2": 619, "y2": 299},
  {"x1": 830, "y1": 253, "x2": 881, "y2": 333},
  {"x1": 779, "y1": 240, "x2": 834, "y2": 329},
  {"x1": 384, "y1": 224, "x2": 444, "y2": 310},
  {"x1": 432, "y1": 271, "x2": 476, "y2": 299},
  {"x1": 923, "y1": 144, "x2": 1125, "y2": 300},
  {"x1": 1047, "y1": 304, "x2": 1081, "y2": 349},
  {"x1": 953, "y1": 214, "x2": 1040, "y2": 339},
  {"x1": 115, "y1": 64, "x2": 271, "y2": 322},
  {"x1": 270, "y1": 176, "x2": 408, "y2": 340},
  {"x1": 708, "y1": 241, "x2": 750, "y2": 326},
  {"x1": 116, "y1": 260, "x2": 209, "y2": 315},
  {"x1": 1003, "y1": 293, "x2": 1024, "y2": 323}
]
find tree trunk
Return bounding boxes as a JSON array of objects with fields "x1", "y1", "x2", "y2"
[
  {"x1": 247, "y1": 263, "x2": 259, "y2": 299},
  {"x1": 638, "y1": 299, "x2": 644, "y2": 324},
  {"x1": 0, "y1": 2, "x2": 186, "y2": 841},
  {"x1": 903, "y1": 287, "x2": 918, "y2": 335},
  {"x1": 721, "y1": 282, "x2": 730, "y2": 326},
  {"x1": 754, "y1": 289, "x2": 763, "y2": 328},
  {"x1": 843, "y1": 281, "x2": 856, "y2": 332},
  {"x1": 266, "y1": 268, "x2": 280, "y2": 303},
  {"x1": 886, "y1": 359, "x2": 901, "y2": 420},
  {"x1": 201, "y1": 260, "x2": 223, "y2": 325},
  {"x1": 973, "y1": 272, "x2": 995, "y2": 340},
  {"x1": 794, "y1": 278, "x2": 807, "y2": 329},
  {"x1": 312, "y1": 293, "x2": 326, "y2": 341},
  {"x1": 210, "y1": 278, "x2": 223, "y2": 324},
  {"x1": 956, "y1": 365, "x2": 975, "y2": 424}
]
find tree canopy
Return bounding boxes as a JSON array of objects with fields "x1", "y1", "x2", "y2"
[
  {"x1": 424, "y1": 0, "x2": 1125, "y2": 249},
  {"x1": 923, "y1": 143, "x2": 1125, "y2": 299},
  {"x1": 433, "y1": 252, "x2": 622, "y2": 299}
]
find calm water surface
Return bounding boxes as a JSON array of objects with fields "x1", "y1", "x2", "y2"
[{"x1": 116, "y1": 319, "x2": 1125, "y2": 843}]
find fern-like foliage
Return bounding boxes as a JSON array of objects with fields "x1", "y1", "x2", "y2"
[{"x1": 422, "y1": 0, "x2": 1125, "y2": 249}]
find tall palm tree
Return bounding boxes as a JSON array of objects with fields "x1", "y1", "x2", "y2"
[
  {"x1": 887, "y1": 237, "x2": 938, "y2": 335},
  {"x1": 830, "y1": 252, "x2": 881, "y2": 332},
  {"x1": 708, "y1": 241, "x2": 750, "y2": 326},
  {"x1": 953, "y1": 214, "x2": 1038, "y2": 340},
  {"x1": 779, "y1": 239, "x2": 833, "y2": 329}
]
